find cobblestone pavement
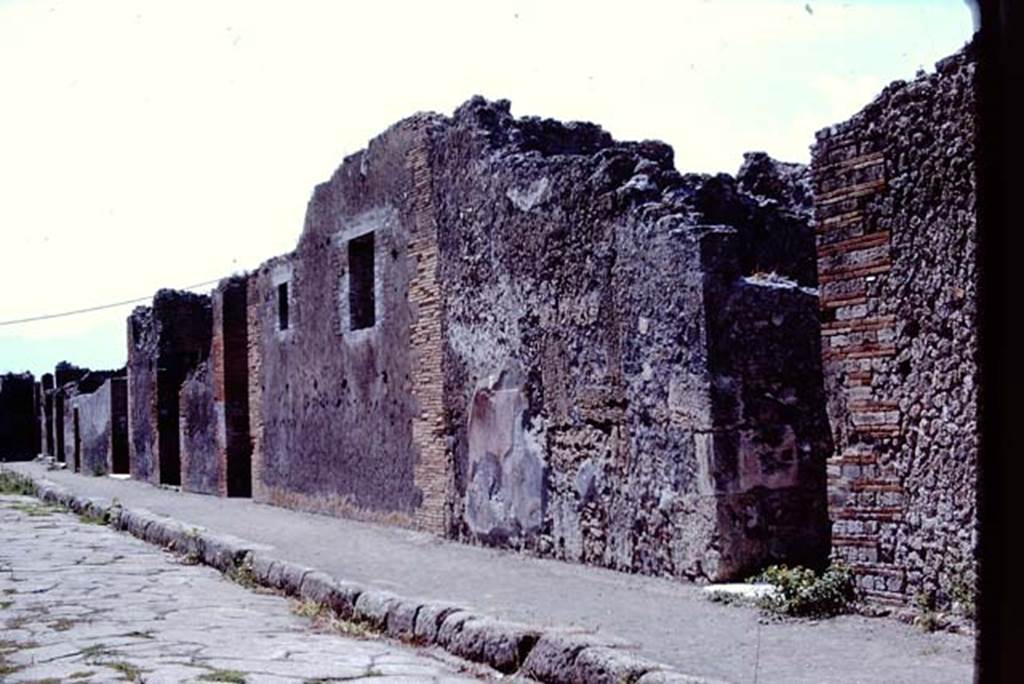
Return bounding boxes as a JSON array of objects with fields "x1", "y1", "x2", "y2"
[{"x1": 0, "y1": 495, "x2": 490, "y2": 683}]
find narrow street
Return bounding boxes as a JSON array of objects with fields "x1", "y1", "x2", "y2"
[{"x1": 0, "y1": 494, "x2": 489, "y2": 683}]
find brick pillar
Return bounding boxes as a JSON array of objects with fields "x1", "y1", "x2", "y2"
[{"x1": 813, "y1": 133, "x2": 905, "y2": 602}]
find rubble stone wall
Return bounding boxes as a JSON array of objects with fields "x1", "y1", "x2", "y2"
[
  {"x1": 812, "y1": 45, "x2": 977, "y2": 607},
  {"x1": 432, "y1": 98, "x2": 830, "y2": 580},
  {"x1": 127, "y1": 291, "x2": 211, "y2": 486}
]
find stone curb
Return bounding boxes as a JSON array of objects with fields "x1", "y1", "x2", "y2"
[{"x1": 9, "y1": 470, "x2": 728, "y2": 684}]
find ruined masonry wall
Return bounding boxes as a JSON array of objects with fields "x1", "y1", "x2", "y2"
[
  {"x1": 74, "y1": 380, "x2": 114, "y2": 476},
  {"x1": 432, "y1": 99, "x2": 830, "y2": 581},
  {"x1": 0, "y1": 373, "x2": 36, "y2": 460},
  {"x1": 812, "y1": 45, "x2": 977, "y2": 607},
  {"x1": 248, "y1": 116, "x2": 452, "y2": 528},
  {"x1": 180, "y1": 277, "x2": 252, "y2": 497}
]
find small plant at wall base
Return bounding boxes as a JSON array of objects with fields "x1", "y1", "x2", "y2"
[{"x1": 750, "y1": 562, "x2": 859, "y2": 618}]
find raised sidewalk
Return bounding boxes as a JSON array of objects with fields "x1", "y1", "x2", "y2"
[{"x1": 4, "y1": 461, "x2": 973, "y2": 683}]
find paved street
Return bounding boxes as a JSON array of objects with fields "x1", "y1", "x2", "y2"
[
  {"x1": 0, "y1": 494, "x2": 488, "y2": 683},
  {"x1": 4, "y1": 462, "x2": 974, "y2": 684}
]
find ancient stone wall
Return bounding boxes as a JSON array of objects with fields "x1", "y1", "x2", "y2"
[
  {"x1": 127, "y1": 306, "x2": 158, "y2": 481},
  {"x1": 127, "y1": 291, "x2": 212, "y2": 486},
  {"x1": 179, "y1": 276, "x2": 252, "y2": 497},
  {"x1": 40, "y1": 373, "x2": 54, "y2": 456},
  {"x1": 247, "y1": 114, "x2": 452, "y2": 529},
  {"x1": 73, "y1": 379, "x2": 114, "y2": 476},
  {"x1": 0, "y1": 372, "x2": 36, "y2": 461},
  {"x1": 812, "y1": 45, "x2": 977, "y2": 607},
  {"x1": 60, "y1": 370, "x2": 120, "y2": 474},
  {"x1": 431, "y1": 98, "x2": 830, "y2": 580}
]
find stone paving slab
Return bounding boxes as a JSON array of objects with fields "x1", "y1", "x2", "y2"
[
  {"x1": 0, "y1": 494, "x2": 490, "y2": 683},
  {"x1": 4, "y1": 462, "x2": 975, "y2": 683}
]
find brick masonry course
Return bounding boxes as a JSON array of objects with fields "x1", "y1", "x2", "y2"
[{"x1": 812, "y1": 44, "x2": 977, "y2": 608}]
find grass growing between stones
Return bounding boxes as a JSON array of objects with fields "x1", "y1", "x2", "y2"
[
  {"x1": 103, "y1": 659, "x2": 146, "y2": 681},
  {"x1": 290, "y1": 599, "x2": 375, "y2": 639},
  {"x1": 3, "y1": 500, "x2": 61, "y2": 517},
  {"x1": 0, "y1": 470, "x2": 37, "y2": 496},
  {"x1": 198, "y1": 669, "x2": 248, "y2": 683},
  {"x1": 226, "y1": 558, "x2": 260, "y2": 590},
  {"x1": 0, "y1": 638, "x2": 40, "y2": 679},
  {"x1": 76, "y1": 510, "x2": 111, "y2": 526}
]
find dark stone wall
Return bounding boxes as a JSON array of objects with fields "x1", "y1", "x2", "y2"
[
  {"x1": 110, "y1": 377, "x2": 129, "y2": 474},
  {"x1": 219, "y1": 276, "x2": 252, "y2": 497},
  {"x1": 128, "y1": 306, "x2": 158, "y2": 481},
  {"x1": 0, "y1": 372, "x2": 36, "y2": 461},
  {"x1": 812, "y1": 44, "x2": 977, "y2": 607},
  {"x1": 249, "y1": 115, "x2": 443, "y2": 524},
  {"x1": 40, "y1": 373, "x2": 54, "y2": 456},
  {"x1": 127, "y1": 291, "x2": 212, "y2": 485},
  {"x1": 241, "y1": 97, "x2": 829, "y2": 578},
  {"x1": 430, "y1": 98, "x2": 830, "y2": 580}
]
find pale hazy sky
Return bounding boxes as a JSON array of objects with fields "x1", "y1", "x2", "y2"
[{"x1": 0, "y1": 0, "x2": 975, "y2": 378}]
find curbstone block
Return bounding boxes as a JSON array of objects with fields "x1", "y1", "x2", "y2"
[
  {"x1": 446, "y1": 617, "x2": 541, "y2": 674},
  {"x1": 354, "y1": 589, "x2": 401, "y2": 630},
  {"x1": 384, "y1": 597, "x2": 424, "y2": 641},
  {"x1": 413, "y1": 601, "x2": 464, "y2": 644},
  {"x1": 276, "y1": 560, "x2": 314, "y2": 596},
  {"x1": 199, "y1": 532, "x2": 251, "y2": 572},
  {"x1": 520, "y1": 631, "x2": 593, "y2": 682},
  {"x1": 572, "y1": 646, "x2": 659, "y2": 684},
  {"x1": 249, "y1": 552, "x2": 279, "y2": 586},
  {"x1": 436, "y1": 610, "x2": 483, "y2": 649},
  {"x1": 322, "y1": 580, "x2": 364, "y2": 620},
  {"x1": 298, "y1": 571, "x2": 338, "y2": 606}
]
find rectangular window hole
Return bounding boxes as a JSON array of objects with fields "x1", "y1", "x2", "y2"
[
  {"x1": 277, "y1": 282, "x2": 290, "y2": 331},
  {"x1": 348, "y1": 232, "x2": 375, "y2": 331}
]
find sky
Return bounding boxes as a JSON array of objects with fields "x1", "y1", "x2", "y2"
[{"x1": 0, "y1": 0, "x2": 976, "y2": 379}]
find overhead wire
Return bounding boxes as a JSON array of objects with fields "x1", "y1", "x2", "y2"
[{"x1": 0, "y1": 278, "x2": 223, "y2": 327}]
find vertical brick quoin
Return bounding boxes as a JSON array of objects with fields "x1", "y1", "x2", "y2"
[
  {"x1": 811, "y1": 43, "x2": 977, "y2": 608},
  {"x1": 432, "y1": 97, "x2": 830, "y2": 581},
  {"x1": 126, "y1": 290, "x2": 212, "y2": 487},
  {"x1": 0, "y1": 372, "x2": 37, "y2": 461},
  {"x1": 407, "y1": 131, "x2": 453, "y2": 534},
  {"x1": 246, "y1": 113, "x2": 453, "y2": 528},
  {"x1": 179, "y1": 276, "x2": 252, "y2": 497}
]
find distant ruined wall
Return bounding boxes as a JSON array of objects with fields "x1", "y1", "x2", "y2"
[
  {"x1": 180, "y1": 276, "x2": 252, "y2": 497},
  {"x1": 432, "y1": 98, "x2": 830, "y2": 580},
  {"x1": 128, "y1": 306, "x2": 159, "y2": 481},
  {"x1": 127, "y1": 291, "x2": 212, "y2": 485},
  {"x1": 40, "y1": 373, "x2": 54, "y2": 457},
  {"x1": 181, "y1": 361, "x2": 220, "y2": 494},
  {"x1": 0, "y1": 372, "x2": 36, "y2": 461},
  {"x1": 812, "y1": 45, "x2": 977, "y2": 607},
  {"x1": 74, "y1": 380, "x2": 114, "y2": 476}
]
